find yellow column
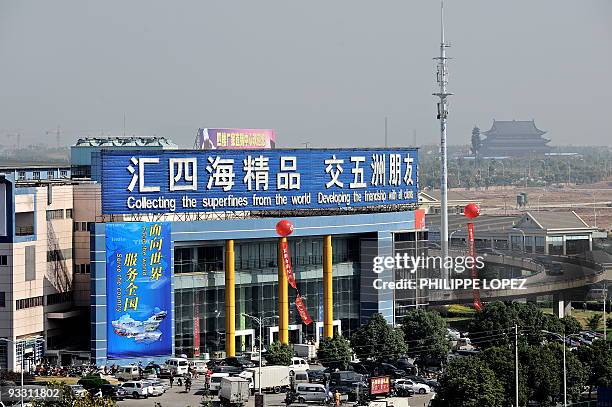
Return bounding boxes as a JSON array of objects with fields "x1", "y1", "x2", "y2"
[
  {"x1": 278, "y1": 237, "x2": 289, "y2": 344},
  {"x1": 323, "y1": 235, "x2": 333, "y2": 338},
  {"x1": 225, "y1": 239, "x2": 236, "y2": 357}
]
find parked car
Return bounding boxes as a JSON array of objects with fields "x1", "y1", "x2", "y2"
[
  {"x1": 374, "y1": 363, "x2": 406, "y2": 379},
  {"x1": 394, "y1": 379, "x2": 431, "y2": 394},
  {"x1": 225, "y1": 356, "x2": 256, "y2": 369},
  {"x1": 405, "y1": 375, "x2": 439, "y2": 390},
  {"x1": 98, "y1": 384, "x2": 127, "y2": 400},
  {"x1": 295, "y1": 383, "x2": 332, "y2": 404},
  {"x1": 307, "y1": 368, "x2": 331, "y2": 384},
  {"x1": 119, "y1": 381, "x2": 150, "y2": 399},
  {"x1": 143, "y1": 379, "x2": 166, "y2": 396},
  {"x1": 211, "y1": 364, "x2": 243, "y2": 375},
  {"x1": 68, "y1": 384, "x2": 87, "y2": 398}
]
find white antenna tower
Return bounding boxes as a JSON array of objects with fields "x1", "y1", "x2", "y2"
[{"x1": 433, "y1": 0, "x2": 453, "y2": 280}]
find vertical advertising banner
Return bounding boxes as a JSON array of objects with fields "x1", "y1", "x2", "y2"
[
  {"x1": 467, "y1": 222, "x2": 483, "y2": 311},
  {"x1": 106, "y1": 222, "x2": 172, "y2": 359},
  {"x1": 280, "y1": 240, "x2": 297, "y2": 289}
]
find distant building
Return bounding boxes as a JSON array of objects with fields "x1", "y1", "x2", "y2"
[
  {"x1": 71, "y1": 136, "x2": 178, "y2": 178},
  {"x1": 480, "y1": 120, "x2": 551, "y2": 157}
]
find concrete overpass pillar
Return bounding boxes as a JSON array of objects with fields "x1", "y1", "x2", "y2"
[
  {"x1": 225, "y1": 239, "x2": 236, "y2": 357},
  {"x1": 553, "y1": 293, "x2": 571, "y2": 318}
]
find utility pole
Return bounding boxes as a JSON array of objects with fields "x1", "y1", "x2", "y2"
[
  {"x1": 433, "y1": 0, "x2": 452, "y2": 279},
  {"x1": 515, "y1": 324, "x2": 519, "y2": 407}
]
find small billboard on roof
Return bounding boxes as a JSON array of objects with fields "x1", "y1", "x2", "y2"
[{"x1": 197, "y1": 128, "x2": 276, "y2": 149}]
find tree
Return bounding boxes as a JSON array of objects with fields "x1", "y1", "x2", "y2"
[
  {"x1": 317, "y1": 335, "x2": 353, "y2": 370},
  {"x1": 549, "y1": 343, "x2": 587, "y2": 403},
  {"x1": 31, "y1": 381, "x2": 115, "y2": 407},
  {"x1": 350, "y1": 313, "x2": 407, "y2": 361},
  {"x1": 265, "y1": 341, "x2": 294, "y2": 366},
  {"x1": 400, "y1": 309, "x2": 450, "y2": 362},
  {"x1": 561, "y1": 315, "x2": 582, "y2": 335},
  {"x1": 522, "y1": 344, "x2": 563, "y2": 406},
  {"x1": 479, "y1": 346, "x2": 529, "y2": 406},
  {"x1": 576, "y1": 339, "x2": 612, "y2": 390},
  {"x1": 432, "y1": 356, "x2": 505, "y2": 407},
  {"x1": 588, "y1": 314, "x2": 602, "y2": 330},
  {"x1": 471, "y1": 126, "x2": 482, "y2": 157},
  {"x1": 469, "y1": 302, "x2": 549, "y2": 349}
]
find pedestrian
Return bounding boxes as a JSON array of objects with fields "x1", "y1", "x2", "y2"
[
  {"x1": 177, "y1": 376, "x2": 183, "y2": 387},
  {"x1": 169, "y1": 374, "x2": 174, "y2": 388},
  {"x1": 185, "y1": 376, "x2": 192, "y2": 392},
  {"x1": 334, "y1": 390, "x2": 341, "y2": 406}
]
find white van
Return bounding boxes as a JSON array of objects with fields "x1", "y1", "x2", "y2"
[
  {"x1": 209, "y1": 372, "x2": 230, "y2": 393},
  {"x1": 296, "y1": 383, "x2": 331, "y2": 404},
  {"x1": 289, "y1": 357, "x2": 310, "y2": 372},
  {"x1": 116, "y1": 365, "x2": 140, "y2": 381},
  {"x1": 165, "y1": 358, "x2": 189, "y2": 376},
  {"x1": 190, "y1": 360, "x2": 208, "y2": 375}
]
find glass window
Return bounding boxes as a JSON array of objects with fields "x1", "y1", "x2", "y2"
[
  {"x1": 0, "y1": 255, "x2": 7, "y2": 266},
  {"x1": 65, "y1": 209, "x2": 73, "y2": 219},
  {"x1": 17, "y1": 171, "x2": 26, "y2": 180},
  {"x1": 0, "y1": 292, "x2": 5, "y2": 307},
  {"x1": 32, "y1": 171, "x2": 40, "y2": 180},
  {"x1": 60, "y1": 170, "x2": 68, "y2": 178},
  {"x1": 535, "y1": 236, "x2": 545, "y2": 254},
  {"x1": 46, "y1": 209, "x2": 64, "y2": 221},
  {"x1": 47, "y1": 170, "x2": 54, "y2": 179},
  {"x1": 547, "y1": 236, "x2": 563, "y2": 255},
  {"x1": 25, "y1": 246, "x2": 35, "y2": 281}
]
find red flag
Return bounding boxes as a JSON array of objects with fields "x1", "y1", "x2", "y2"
[
  {"x1": 280, "y1": 240, "x2": 297, "y2": 289},
  {"x1": 295, "y1": 294, "x2": 313, "y2": 325},
  {"x1": 467, "y1": 222, "x2": 482, "y2": 311},
  {"x1": 193, "y1": 305, "x2": 200, "y2": 357}
]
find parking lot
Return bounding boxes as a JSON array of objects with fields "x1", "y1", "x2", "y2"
[{"x1": 117, "y1": 377, "x2": 434, "y2": 407}]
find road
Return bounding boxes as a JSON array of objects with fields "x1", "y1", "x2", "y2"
[{"x1": 117, "y1": 377, "x2": 434, "y2": 407}]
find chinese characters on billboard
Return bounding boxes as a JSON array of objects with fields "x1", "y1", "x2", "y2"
[
  {"x1": 369, "y1": 376, "x2": 391, "y2": 395},
  {"x1": 105, "y1": 222, "x2": 172, "y2": 359},
  {"x1": 100, "y1": 148, "x2": 419, "y2": 214},
  {"x1": 197, "y1": 128, "x2": 276, "y2": 149}
]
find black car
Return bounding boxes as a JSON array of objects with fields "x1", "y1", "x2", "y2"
[
  {"x1": 89, "y1": 384, "x2": 127, "y2": 401},
  {"x1": 211, "y1": 365, "x2": 243, "y2": 374},
  {"x1": 307, "y1": 368, "x2": 331, "y2": 384},
  {"x1": 224, "y1": 356, "x2": 256, "y2": 368},
  {"x1": 394, "y1": 358, "x2": 418, "y2": 375},
  {"x1": 375, "y1": 363, "x2": 406, "y2": 379}
]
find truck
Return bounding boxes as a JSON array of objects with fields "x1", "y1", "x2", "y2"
[
  {"x1": 218, "y1": 376, "x2": 250, "y2": 407},
  {"x1": 239, "y1": 365, "x2": 291, "y2": 393},
  {"x1": 293, "y1": 343, "x2": 317, "y2": 361}
]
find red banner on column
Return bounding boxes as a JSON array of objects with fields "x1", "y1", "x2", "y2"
[
  {"x1": 467, "y1": 222, "x2": 483, "y2": 311},
  {"x1": 280, "y1": 240, "x2": 297, "y2": 289},
  {"x1": 295, "y1": 294, "x2": 313, "y2": 325}
]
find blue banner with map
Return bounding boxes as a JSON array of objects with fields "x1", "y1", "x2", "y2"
[{"x1": 106, "y1": 222, "x2": 172, "y2": 359}]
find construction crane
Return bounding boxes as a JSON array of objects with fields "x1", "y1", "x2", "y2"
[
  {"x1": 1, "y1": 133, "x2": 21, "y2": 150},
  {"x1": 45, "y1": 125, "x2": 61, "y2": 147}
]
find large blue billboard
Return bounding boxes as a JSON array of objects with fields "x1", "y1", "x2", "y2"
[
  {"x1": 105, "y1": 222, "x2": 172, "y2": 359},
  {"x1": 99, "y1": 148, "x2": 418, "y2": 214}
]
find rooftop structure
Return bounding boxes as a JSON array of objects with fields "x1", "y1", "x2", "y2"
[
  {"x1": 70, "y1": 136, "x2": 178, "y2": 178},
  {"x1": 480, "y1": 120, "x2": 551, "y2": 157}
]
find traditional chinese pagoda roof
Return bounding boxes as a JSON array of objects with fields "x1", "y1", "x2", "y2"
[{"x1": 482, "y1": 120, "x2": 546, "y2": 137}]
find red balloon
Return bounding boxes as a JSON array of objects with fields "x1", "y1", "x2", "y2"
[
  {"x1": 464, "y1": 203, "x2": 480, "y2": 219},
  {"x1": 275, "y1": 219, "x2": 294, "y2": 237}
]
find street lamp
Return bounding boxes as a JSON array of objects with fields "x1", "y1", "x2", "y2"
[
  {"x1": 0, "y1": 337, "x2": 45, "y2": 407},
  {"x1": 241, "y1": 313, "x2": 278, "y2": 395},
  {"x1": 541, "y1": 330, "x2": 582, "y2": 407}
]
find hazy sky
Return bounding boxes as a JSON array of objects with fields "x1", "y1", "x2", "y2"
[{"x1": 1, "y1": 1, "x2": 610, "y2": 148}]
